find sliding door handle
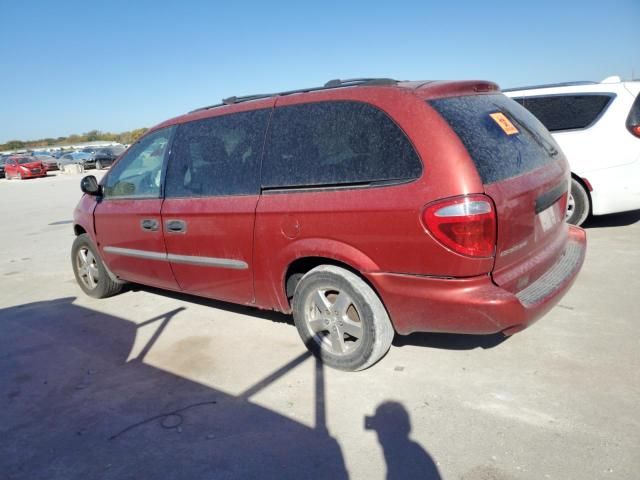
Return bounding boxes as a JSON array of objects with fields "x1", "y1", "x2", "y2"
[{"x1": 165, "y1": 219, "x2": 187, "y2": 233}]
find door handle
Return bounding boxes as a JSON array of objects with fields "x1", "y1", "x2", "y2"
[
  {"x1": 165, "y1": 219, "x2": 187, "y2": 233},
  {"x1": 140, "y1": 219, "x2": 159, "y2": 231}
]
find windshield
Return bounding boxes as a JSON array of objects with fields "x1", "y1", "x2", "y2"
[{"x1": 18, "y1": 157, "x2": 37, "y2": 164}]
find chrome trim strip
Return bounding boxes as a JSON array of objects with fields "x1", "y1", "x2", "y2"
[
  {"x1": 103, "y1": 246, "x2": 248, "y2": 270},
  {"x1": 167, "y1": 253, "x2": 248, "y2": 270},
  {"x1": 103, "y1": 246, "x2": 167, "y2": 261}
]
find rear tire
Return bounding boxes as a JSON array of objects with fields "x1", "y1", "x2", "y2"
[
  {"x1": 566, "y1": 178, "x2": 590, "y2": 226},
  {"x1": 292, "y1": 265, "x2": 394, "y2": 371},
  {"x1": 71, "y1": 234, "x2": 123, "y2": 298}
]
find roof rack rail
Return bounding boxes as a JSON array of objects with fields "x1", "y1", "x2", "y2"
[
  {"x1": 323, "y1": 77, "x2": 397, "y2": 88},
  {"x1": 189, "y1": 77, "x2": 398, "y2": 113},
  {"x1": 502, "y1": 81, "x2": 597, "y2": 93}
]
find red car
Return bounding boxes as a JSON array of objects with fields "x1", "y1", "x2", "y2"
[
  {"x1": 5, "y1": 156, "x2": 48, "y2": 180},
  {"x1": 71, "y1": 78, "x2": 587, "y2": 371}
]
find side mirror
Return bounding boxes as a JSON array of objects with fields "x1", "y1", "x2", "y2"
[{"x1": 80, "y1": 175, "x2": 102, "y2": 196}]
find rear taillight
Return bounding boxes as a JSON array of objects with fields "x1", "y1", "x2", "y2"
[
  {"x1": 627, "y1": 94, "x2": 640, "y2": 138},
  {"x1": 422, "y1": 194, "x2": 496, "y2": 258}
]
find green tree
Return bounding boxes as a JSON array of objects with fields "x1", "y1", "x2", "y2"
[
  {"x1": 85, "y1": 130, "x2": 100, "y2": 142},
  {"x1": 4, "y1": 140, "x2": 25, "y2": 150}
]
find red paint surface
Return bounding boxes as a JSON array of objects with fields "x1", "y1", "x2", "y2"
[
  {"x1": 161, "y1": 196, "x2": 258, "y2": 304},
  {"x1": 94, "y1": 199, "x2": 179, "y2": 290}
]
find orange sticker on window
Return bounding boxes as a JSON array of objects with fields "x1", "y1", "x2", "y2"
[{"x1": 489, "y1": 112, "x2": 519, "y2": 135}]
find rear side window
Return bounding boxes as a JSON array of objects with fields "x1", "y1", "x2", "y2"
[
  {"x1": 512, "y1": 94, "x2": 613, "y2": 131},
  {"x1": 165, "y1": 109, "x2": 270, "y2": 197},
  {"x1": 430, "y1": 94, "x2": 561, "y2": 184},
  {"x1": 262, "y1": 101, "x2": 422, "y2": 189}
]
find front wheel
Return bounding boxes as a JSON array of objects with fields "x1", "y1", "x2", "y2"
[
  {"x1": 71, "y1": 234, "x2": 123, "y2": 298},
  {"x1": 95, "y1": 160, "x2": 102, "y2": 170},
  {"x1": 292, "y1": 265, "x2": 394, "y2": 371},
  {"x1": 566, "y1": 178, "x2": 590, "y2": 226}
]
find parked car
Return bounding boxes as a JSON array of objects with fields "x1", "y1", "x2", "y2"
[
  {"x1": 4, "y1": 155, "x2": 47, "y2": 179},
  {"x1": 71, "y1": 78, "x2": 587, "y2": 371},
  {"x1": 31, "y1": 152, "x2": 59, "y2": 171},
  {"x1": 0, "y1": 154, "x2": 14, "y2": 178},
  {"x1": 504, "y1": 76, "x2": 640, "y2": 225},
  {"x1": 57, "y1": 151, "x2": 92, "y2": 170},
  {"x1": 92, "y1": 146, "x2": 125, "y2": 169}
]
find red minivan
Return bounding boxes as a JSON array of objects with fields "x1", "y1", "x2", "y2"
[{"x1": 72, "y1": 78, "x2": 586, "y2": 371}]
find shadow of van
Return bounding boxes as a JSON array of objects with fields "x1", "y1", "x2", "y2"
[{"x1": 0, "y1": 297, "x2": 347, "y2": 480}]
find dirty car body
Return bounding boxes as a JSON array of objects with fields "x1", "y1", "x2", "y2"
[{"x1": 72, "y1": 78, "x2": 587, "y2": 370}]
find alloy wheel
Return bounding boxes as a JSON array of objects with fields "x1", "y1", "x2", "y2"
[
  {"x1": 304, "y1": 287, "x2": 364, "y2": 355},
  {"x1": 565, "y1": 192, "x2": 575, "y2": 220},
  {"x1": 75, "y1": 247, "x2": 99, "y2": 290}
]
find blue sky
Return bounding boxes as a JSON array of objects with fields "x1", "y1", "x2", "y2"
[{"x1": 0, "y1": 0, "x2": 638, "y2": 143}]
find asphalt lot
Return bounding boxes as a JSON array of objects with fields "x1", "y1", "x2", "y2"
[{"x1": 1, "y1": 171, "x2": 639, "y2": 480}]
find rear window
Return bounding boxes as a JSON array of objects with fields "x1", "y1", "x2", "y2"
[
  {"x1": 512, "y1": 94, "x2": 613, "y2": 131},
  {"x1": 262, "y1": 101, "x2": 422, "y2": 189},
  {"x1": 430, "y1": 94, "x2": 561, "y2": 184}
]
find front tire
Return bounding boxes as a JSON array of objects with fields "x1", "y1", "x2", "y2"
[
  {"x1": 292, "y1": 265, "x2": 394, "y2": 371},
  {"x1": 71, "y1": 234, "x2": 123, "y2": 298},
  {"x1": 566, "y1": 178, "x2": 590, "y2": 226},
  {"x1": 95, "y1": 160, "x2": 102, "y2": 170}
]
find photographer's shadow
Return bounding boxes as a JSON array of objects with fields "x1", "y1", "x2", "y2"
[{"x1": 367, "y1": 401, "x2": 441, "y2": 480}]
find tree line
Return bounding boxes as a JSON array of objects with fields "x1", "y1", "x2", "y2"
[{"x1": 0, "y1": 128, "x2": 149, "y2": 152}]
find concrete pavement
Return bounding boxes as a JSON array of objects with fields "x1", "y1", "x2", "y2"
[{"x1": 1, "y1": 171, "x2": 639, "y2": 479}]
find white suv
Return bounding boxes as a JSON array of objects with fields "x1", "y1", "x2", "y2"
[{"x1": 505, "y1": 76, "x2": 640, "y2": 225}]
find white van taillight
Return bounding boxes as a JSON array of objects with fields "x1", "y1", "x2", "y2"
[
  {"x1": 422, "y1": 194, "x2": 496, "y2": 258},
  {"x1": 627, "y1": 95, "x2": 640, "y2": 138}
]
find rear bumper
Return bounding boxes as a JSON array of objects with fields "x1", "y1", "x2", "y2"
[{"x1": 367, "y1": 226, "x2": 587, "y2": 336}]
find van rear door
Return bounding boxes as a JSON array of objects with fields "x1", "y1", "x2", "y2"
[{"x1": 430, "y1": 94, "x2": 570, "y2": 293}]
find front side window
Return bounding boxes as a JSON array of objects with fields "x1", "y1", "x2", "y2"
[
  {"x1": 512, "y1": 94, "x2": 614, "y2": 132},
  {"x1": 165, "y1": 109, "x2": 270, "y2": 197},
  {"x1": 102, "y1": 127, "x2": 174, "y2": 199},
  {"x1": 262, "y1": 101, "x2": 422, "y2": 189}
]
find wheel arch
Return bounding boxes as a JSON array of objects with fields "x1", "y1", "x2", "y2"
[
  {"x1": 283, "y1": 256, "x2": 386, "y2": 317},
  {"x1": 74, "y1": 224, "x2": 87, "y2": 236},
  {"x1": 571, "y1": 172, "x2": 593, "y2": 216}
]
